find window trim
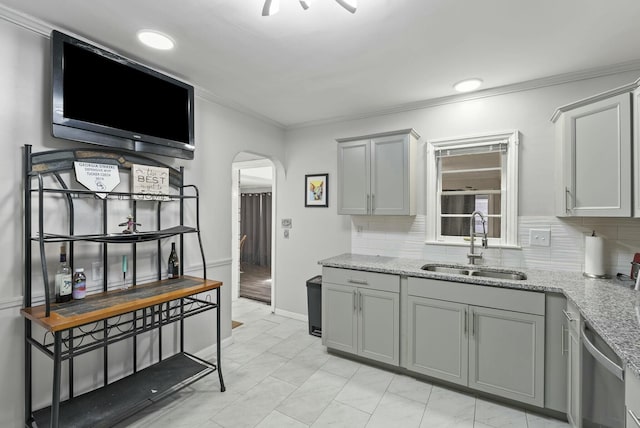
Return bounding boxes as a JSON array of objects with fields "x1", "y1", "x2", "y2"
[{"x1": 426, "y1": 130, "x2": 520, "y2": 247}]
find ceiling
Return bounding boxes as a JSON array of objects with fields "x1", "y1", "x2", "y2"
[{"x1": 2, "y1": 0, "x2": 640, "y2": 128}]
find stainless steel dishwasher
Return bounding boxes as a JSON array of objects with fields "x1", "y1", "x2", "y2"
[{"x1": 581, "y1": 322, "x2": 625, "y2": 428}]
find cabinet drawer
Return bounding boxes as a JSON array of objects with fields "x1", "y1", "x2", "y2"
[
  {"x1": 408, "y1": 277, "x2": 544, "y2": 315},
  {"x1": 323, "y1": 267, "x2": 399, "y2": 293}
]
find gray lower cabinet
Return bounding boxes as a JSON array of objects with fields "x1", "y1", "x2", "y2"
[
  {"x1": 468, "y1": 305, "x2": 545, "y2": 407},
  {"x1": 565, "y1": 301, "x2": 582, "y2": 427},
  {"x1": 322, "y1": 267, "x2": 400, "y2": 366},
  {"x1": 323, "y1": 283, "x2": 358, "y2": 354},
  {"x1": 627, "y1": 368, "x2": 640, "y2": 428},
  {"x1": 544, "y1": 293, "x2": 568, "y2": 413},
  {"x1": 407, "y1": 295, "x2": 468, "y2": 386},
  {"x1": 406, "y1": 277, "x2": 545, "y2": 407}
]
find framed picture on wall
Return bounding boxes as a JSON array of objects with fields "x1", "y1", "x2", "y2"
[{"x1": 305, "y1": 173, "x2": 329, "y2": 207}]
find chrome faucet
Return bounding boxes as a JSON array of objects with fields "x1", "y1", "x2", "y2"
[{"x1": 468, "y1": 211, "x2": 488, "y2": 265}]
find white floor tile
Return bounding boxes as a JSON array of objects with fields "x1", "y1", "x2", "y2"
[
  {"x1": 276, "y1": 369, "x2": 349, "y2": 425},
  {"x1": 420, "y1": 386, "x2": 475, "y2": 428},
  {"x1": 254, "y1": 410, "x2": 309, "y2": 428},
  {"x1": 214, "y1": 376, "x2": 296, "y2": 428},
  {"x1": 311, "y1": 400, "x2": 371, "y2": 428},
  {"x1": 387, "y1": 374, "x2": 433, "y2": 404},
  {"x1": 334, "y1": 364, "x2": 394, "y2": 413},
  {"x1": 116, "y1": 299, "x2": 570, "y2": 428},
  {"x1": 526, "y1": 412, "x2": 571, "y2": 428},
  {"x1": 365, "y1": 392, "x2": 426, "y2": 428},
  {"x1": 474, "y1": 398, "x2": 528, "y2": 428}
]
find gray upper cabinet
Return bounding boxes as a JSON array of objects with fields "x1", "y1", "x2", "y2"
[
  {"x1": 322, "y1": 267, "x2": 400, "y2": 366},
  {"x1": 553, "y1": 81, "x2": 638, "y2": 217},
  {"x1": 337, "y1": 129, "x2": 419, "y2": 215}
]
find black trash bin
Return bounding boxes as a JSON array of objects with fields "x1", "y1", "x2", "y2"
[{"x1": 306, "y1": 275, "x2": 322, "y2": 337}]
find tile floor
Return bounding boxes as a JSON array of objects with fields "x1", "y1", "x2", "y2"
[{"x1": 117, "y1": 298, "x2": 570, "y2": 428}]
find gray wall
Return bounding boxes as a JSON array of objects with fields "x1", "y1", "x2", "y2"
[
  {"x1": 275, "y1": 70, "x2": 640, "y2": 316},
  {"x1": 0, "y1": 17, "x2": 285, "y2": 427}
]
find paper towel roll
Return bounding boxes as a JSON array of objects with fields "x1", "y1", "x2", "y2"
[{"x1": 584, "y1": 235, "x2": 605, "y2": 277}]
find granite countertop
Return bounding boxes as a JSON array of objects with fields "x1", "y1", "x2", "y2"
[{"x1": 319, "y1": 253, "x2": 640, "y2": 379}]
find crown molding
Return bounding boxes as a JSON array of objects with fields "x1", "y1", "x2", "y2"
[
  {"x1": 287, "y1": 59, "x2": 640, "y2": 130},
  {"x1": 550, "y1": 77, "x2": 640, "y2": 122},
  {"x1": 0, "y1": 3, "x2": 52, "y2": 36}
]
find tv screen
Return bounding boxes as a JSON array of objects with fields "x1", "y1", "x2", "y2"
[{"x1": 51, "y1": 30, "x2": 195, "y2": 160}]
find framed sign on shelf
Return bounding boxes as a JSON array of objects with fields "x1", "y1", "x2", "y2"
[{"x1": 305, "y1": 173, "x2": 328, "y2": 207}]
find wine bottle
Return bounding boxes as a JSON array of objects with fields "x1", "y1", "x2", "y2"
[
  {"x1": 55, "y1": 245, "x2": 72, "y2": 303},
  {"x1": 168, "y1": 242, "x2": 180, "y2": 279}
]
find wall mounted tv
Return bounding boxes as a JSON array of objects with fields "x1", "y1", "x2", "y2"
[{"x1": 51, "y1": 30, "x2": 195, "y2": 160}]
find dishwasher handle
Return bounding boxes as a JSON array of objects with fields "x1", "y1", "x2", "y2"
[{"x1": 581, "y1": 327, "x2": 625, "y2": 381}]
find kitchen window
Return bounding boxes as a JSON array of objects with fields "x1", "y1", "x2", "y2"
[{"x1": 426, "y1": 131, "x2": 519, "y2": 247}]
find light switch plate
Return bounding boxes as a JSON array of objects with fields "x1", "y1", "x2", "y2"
[{"x1": 530, "y1": 229, "x2": 551, "y2": 247}]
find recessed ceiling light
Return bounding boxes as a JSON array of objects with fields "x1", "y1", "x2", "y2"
[
  {"x1": 453, "y1": 78, "x2": 483, "y2": 93},
  {"x1": 137, "y1": 30, "x2": 175, "y2": 50}
]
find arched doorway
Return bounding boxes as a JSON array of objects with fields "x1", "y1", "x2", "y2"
[{"x1": 231, "y1": 153, "x2": 277, "y2": 311}]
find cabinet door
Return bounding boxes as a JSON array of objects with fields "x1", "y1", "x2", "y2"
[
  {"x1": 370, "y1": 135, "x2": 411, "y2": 215},
  {"x1": 322, "y1": 283, "x2": 357, "y2": 354},
  {"x1": 406, "y1": 295, "x2": 468, "y2": 386},
  {"x1": 544, "y1": 293, "x2": 567, "y2": 413},
  {"x1": 567, "y1": 326, "x2": 582, "y2": 427},
  {"x1": 337, "y1": 140, "x2": 370, "y2": 215},
  {"x1": 468, "y1": 306, "x2": 545, "y2": 407},
  {"x1": 358, "y1": 288, "x2": 399, "y2": 365},
  {"x1": 562, "y1": 93, "x2": 631, "y2": 216},
  {"x1": 626, "y1": 367, "x2": 640, "y2": 428}
]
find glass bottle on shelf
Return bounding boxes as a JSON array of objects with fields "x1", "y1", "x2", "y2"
[
  {"x1": 168, "y1": 242, "x2": 180, "y2": 279},
  {"x1": 55, "y1": 244, "x2": 72, "y2": 303},
  {"x1": 73, "y1": 268, "x2": 86, "y2": 299}
]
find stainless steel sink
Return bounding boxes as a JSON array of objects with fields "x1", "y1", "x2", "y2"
[
  {"x1": 421, "y1": 265, "x2": 470, "y2": 275},
  {"x1": 469, "y1": 270, "x2": 527, "y2": 280},
  {"x1": 421, "y1": 264, "x2": 527, "y2": 281}
]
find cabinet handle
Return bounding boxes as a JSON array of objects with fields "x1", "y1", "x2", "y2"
[
  {"x1": 565, "y1": 187, "x2": 572, "y2": 213},
  {"x1": 371, "y1": 194, "x2": 375, "y2": 213},
  {"x1": 563, "y1": 309, "x2": 575, "y2": 323},
  {"x1": 353, "y1": 290, "x2": 356, "y2": 311},
  {"x1": 348, "y1": 279, "x2": 368, "y2": 285},
  {"x1": 561, "y1": 325, "x2": 566, "y2": 355},
  {"x1": 471, "y1": 310, "x2": 475, "y2": 336},
  {"x1": 359, "y1": 292, "x2": 363, "y2": 312},
  {"x1": 629, "y1": 409, "x2": 640, "y2": 428},
  {"x1": 464, "y1": 309, "x2": 468, "y2": 335},
  {"x1": 366, "y1": 194, "x2": 370, "y2": 214}
]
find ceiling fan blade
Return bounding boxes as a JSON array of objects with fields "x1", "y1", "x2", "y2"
[
  {"x1": 262, "y1": 0, "x2": 280, "y2": 16},
  {"x1": 335, "y1": 0, "x2": 357, "y2": 13}
]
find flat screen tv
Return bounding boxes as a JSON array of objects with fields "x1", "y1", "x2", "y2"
[{"x1": 51, "y1": 30, "x2": 195, "y2": 160}]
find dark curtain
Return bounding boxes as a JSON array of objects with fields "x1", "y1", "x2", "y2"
[
  {"x1": 441, "y1": 195, "x2": 475, "y2": 236},
  {"x1": 240, "y1": 193, "x2": 272, "y2": 266}
]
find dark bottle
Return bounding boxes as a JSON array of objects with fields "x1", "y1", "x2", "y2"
[
  {"x1": 55, "y1": 245, "x2": 72, "y2": 303},
  {"x1": 168, "y1": 242, "x2": 180, "y2": 279}
]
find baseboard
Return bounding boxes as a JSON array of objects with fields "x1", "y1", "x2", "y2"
[{"x1": 274, "y1": 307, "x2": 308, "y2": 322}]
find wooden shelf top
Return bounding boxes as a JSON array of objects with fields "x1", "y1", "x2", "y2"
[{"x1": 21, "y1": 276, "x2": 222, "y2": 332}]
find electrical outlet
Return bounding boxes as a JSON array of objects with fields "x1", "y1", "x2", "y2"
[
  {"x1": 530, "y1": 229, "x2": 551, "y2": 247},
  {"x1": 284, "y1": 229, "x2": 289, "y2": 239}
]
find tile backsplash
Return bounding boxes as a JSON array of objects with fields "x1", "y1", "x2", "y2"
[{"x1": 351, "y1": 215, "x2": 640, "y2": 276}]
